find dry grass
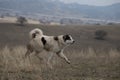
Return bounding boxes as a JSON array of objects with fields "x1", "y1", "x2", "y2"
[
  {"x1": 0, "y1": 46, "x2": 120, "y2": 80},
  {"x1": 0, "y1": 17, "x2": 40, "y2": 24},
  {"x1": 0, "y1": 23, "x2": 120, "y2": 80}
]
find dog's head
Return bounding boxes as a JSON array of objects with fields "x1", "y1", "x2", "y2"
[{"x1": 63, "y1": 34, "x2": 75, "y2": 45}]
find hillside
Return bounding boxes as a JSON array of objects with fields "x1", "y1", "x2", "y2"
[{"x1": 0, "y1": 0, "x2": 120, "y2": 20}]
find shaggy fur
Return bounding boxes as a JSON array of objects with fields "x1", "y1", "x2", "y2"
[{"x1": 25, "y1": 28, "x2": 75, "y2": 68}]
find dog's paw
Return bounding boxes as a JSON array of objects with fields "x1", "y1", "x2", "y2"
[{"x1": 67, "y1": 60, "x2": 71, "y2": 64}]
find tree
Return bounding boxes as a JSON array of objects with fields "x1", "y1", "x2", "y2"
[
  {"x1": 0, "y1": 15, "x2": 4, "y2": 18},
  {"x1": 17, "y1": 16, "x2": 27, "y2": 26},
  {"x1": 95, "y1": 30, "x2": 107, "y2": 40}
]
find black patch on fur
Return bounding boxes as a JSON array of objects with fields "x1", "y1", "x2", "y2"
[
  {"x1": 54, "y1": 36, "x2": 58, "y2": 41},
  {"x1": 41, "y1": 37, "x2": 46, "y2": 45},
  {"x1": 32, "y1": 33, "x2": 36, "y2": 38},
  {"x1": 63, "y1": 35, "x2": 71, "y2": 41},
  {"x1": 32, "y1": 31, "x2": 40, "y2": 38}
]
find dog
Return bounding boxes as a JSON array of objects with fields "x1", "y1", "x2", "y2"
[{"x1": 25, "y1": 28, "x2": 75, "y2": 68}]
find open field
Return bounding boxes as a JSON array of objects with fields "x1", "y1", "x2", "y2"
[
  {"x1": 0, "y1": 46, "x2": 120, "y2": 80},
  {"x1": 0, "y1": 23, "x2": 120, "y2": 51},
  {"x1": 0, "y1": 23, "x2": 120, "y2": 80}
]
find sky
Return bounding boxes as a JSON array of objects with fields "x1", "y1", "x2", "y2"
[{"x1": 59, "y1": 0, "x2": 120, "y2": 6}]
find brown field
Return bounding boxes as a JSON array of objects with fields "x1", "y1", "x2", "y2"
[
  {"x1": 0, "y1": 23, "x2": 120, "y2": 80},
  {"x1": 0, "y1": 17, "x2": 40, "y2": 24}
]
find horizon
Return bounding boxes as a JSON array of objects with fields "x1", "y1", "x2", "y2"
[
  {"x1": 59, "y1": 0, "x2": 120, "y2": 6},
  {"x1": 0, "y1": 0, "x2": 120, "y2": 6}
]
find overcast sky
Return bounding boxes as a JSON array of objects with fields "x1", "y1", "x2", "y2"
[{"x1": 59, "y1": 0, "x2": 120, "y2": 6}]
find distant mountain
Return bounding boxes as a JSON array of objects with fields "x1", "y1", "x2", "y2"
[
  {"x1": 65, "y1": 3, "x2": 120, "y2": 20},
  {"x1": 0, "y1": 0, "x2": 120, "y2": 20}
]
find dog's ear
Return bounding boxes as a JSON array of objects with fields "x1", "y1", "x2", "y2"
[{"x1": 63, "y1": 34, "x2": 71, "y2": 41}]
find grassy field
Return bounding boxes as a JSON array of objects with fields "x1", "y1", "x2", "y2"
[
  {"x1": 0, "y1": 23, "x2": 120, "y2": 80},
  {"x1": 0, "y1": 23, "x2": 120, "y2": 51}
]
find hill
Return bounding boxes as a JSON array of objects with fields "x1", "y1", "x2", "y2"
[{"x1": 0, "y1": 0, "x2": 120, "y2": 21}]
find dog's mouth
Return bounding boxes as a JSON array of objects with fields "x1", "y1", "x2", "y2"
[
  {"x1": 69, "y1": 40, "x2": 75, "y2": 45},
  {"x1": 71, "y1": 40, "x2": 75, "y2": 44},
  {"x1": 66, "y1": 40, "x2": 75, "y2": 45}
]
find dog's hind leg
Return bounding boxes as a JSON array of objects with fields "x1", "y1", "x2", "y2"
[
  {"x1": 35, "y1": 51, "x2": 43, "y2": 61},
  {"x1": 25, "y1": 50, "x2": 31, "y2": 58},
  {"x1": 24, "y1": 44, "x2": 34, "y2": 64},
  {"x1": 25, "y1": 44, "x2": 33, "y2": 58},
  {"x1": 56, "y1": 50, "x2": 70, "y2": 64}
]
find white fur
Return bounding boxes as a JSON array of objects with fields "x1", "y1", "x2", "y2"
[
  {"x1": 29, "y1": 28, "x2": 43, "y2": 39},
  {"x1": 25, "y1": 28, "x2": 74, "y2": 68}
]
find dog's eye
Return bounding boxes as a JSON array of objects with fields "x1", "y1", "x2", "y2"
[{"x1": 66, "y1": 35, "x2": 71, "y2": 40}]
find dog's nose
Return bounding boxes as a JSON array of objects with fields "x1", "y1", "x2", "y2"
[{"x1": 73, "y1": 40, "x2": 75, "y2": 43}]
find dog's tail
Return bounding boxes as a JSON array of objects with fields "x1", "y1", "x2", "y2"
[{"x1": 29, "y1": 28, "x2": 43, "y2": 39}]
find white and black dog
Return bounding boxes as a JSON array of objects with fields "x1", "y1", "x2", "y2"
[{"x1": 25, "y1": 28, "x2": 75, "y2": 67}]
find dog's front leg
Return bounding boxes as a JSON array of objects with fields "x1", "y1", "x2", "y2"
[{"x1": 56, "y1": 50, "x2": 70, "y2": 64}]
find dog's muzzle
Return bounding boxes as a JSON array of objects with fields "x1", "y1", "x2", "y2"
[{"x1": 72, "y1": 40, "x2": 75, "y2": 44}]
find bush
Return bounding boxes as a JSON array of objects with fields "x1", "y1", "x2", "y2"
[
  {"x1": 17, "y1": 16, "x2": 27, "y2": 26},
  {"x1": 107, "y1": 22, "x2": 114, "y2": 25},
  {"x1": 95, "y1": 30, "x2": 107, "y2": 40}
]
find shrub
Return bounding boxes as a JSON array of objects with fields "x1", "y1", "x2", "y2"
[
  {"x1": 107, "y1": 22, "x2": 114, "y2": 25},
  {"x1": 17, "y1": 16, "x2": 27, "y2": 26},
  {"x1": 95, "y1": 30, "x2": 107, "y2": 40}
]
